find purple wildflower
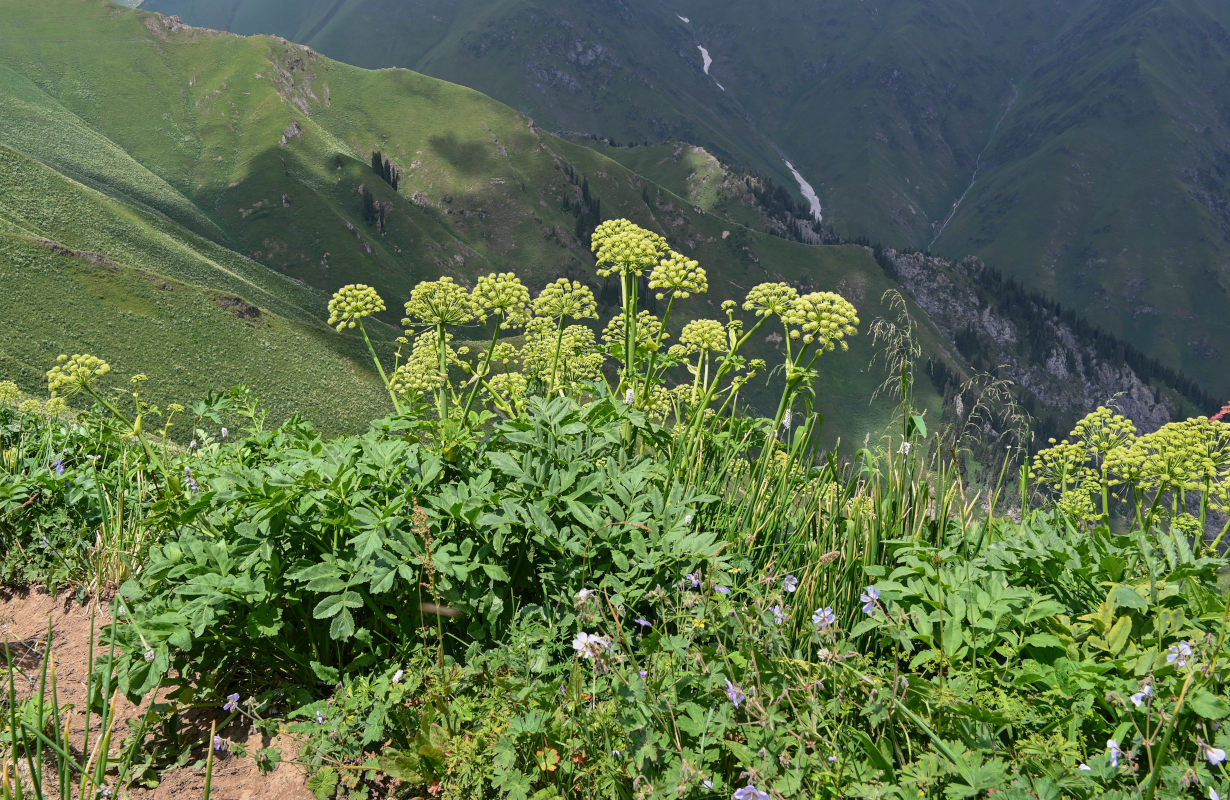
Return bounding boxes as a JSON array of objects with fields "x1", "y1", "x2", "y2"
[
  {"x1": 685, "y1": 572, "x2": 701, "y2": 588},
  {"x1": 316, "y1": 710, "x2": 325, "y2": 724},
  {"x1": 635, "y1": 618, "x2": 651, "y2": 628},
  {"x1": 724, "y1": 679, "x2": 746, "y2": 709},
  {"x1": 223, "y1": 692, "x2": 240, "y2": 712},
  {"x1": 783, "y1": 574, "x2": 798, "y2": 593},
  {"x1": 53, "y1": 459, "x2": 64, "y2": 475},
  {"x1": 770, "y1": 604, "x2": 785, "y2": 624},
  {"x1": 812, "y1": 606, "x2": 836, "y2": 630},
  {"x1": 213, "y1": 735, "x2": 228, "y2": 752},
  {"x1": 860, "y1": 585, "x2": 880, "y2": 614},
  {"x1": 732, "y1": 784, "x2": 769, "y2": 800},
  {"x1": 715, "y1": 586, "x2": 730, "y2": 595},
  {"x1": 1167, "y1": 640, "x2": 1194, "y2": 667}
]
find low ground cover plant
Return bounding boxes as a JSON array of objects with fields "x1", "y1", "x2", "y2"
[{"x1": 2, "y1": 219, "x2": 1230, "y2": 799}]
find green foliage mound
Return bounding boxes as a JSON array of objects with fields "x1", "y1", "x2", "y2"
[{"x1": 4, "y1": 222, "x2": 1230, "y2": 799}]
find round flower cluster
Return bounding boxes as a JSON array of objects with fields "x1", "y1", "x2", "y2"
[
  {"x1": 1030, "y1": 437, "x2": 1091, "y2": 492},
  {"x1": 649, "y1": 250, "x2": 707, "y2": 300},
  {"x1": 602, "y1": 311, "x2": 667, "y2": 352},
  {"x1": 327, "y1": 284, "x2": 386, "y2": 331},
  {"x1": 388, "y1": 332, "x2": 449, "y2": 398},
  {"x1": 1071, "y1": 406, "x2": 1137, "y2": 457},
  {"x1": 532, "y1": 278, "x2": 597, "y2": 321},
  {"x1": 680, "y1": 319, "x2": 727, "y2": 354},
  {"x1": 591, "y1": 219, "x2": 669, "y2": 278},
  {"x1": 783, "y1": 292, "x2": 860, "y2": 351},
  {"x1": 473, "y1": 272, "x2": 531, "y2": 328},
  {"x1": 46, "y1": 396, "x2": 68, "y2": 415},
  {"x1": 402, "y1": 277, "x2": 473, "y2": 328},
  {"x1": 0, "y1": 381, "x2": 18, "y2": 405},
  {"x1": 1106, "y1": 417, "x2": 1230, "y2": 499},
  {"x1": 47, "y1": 354, "x2": 111, "y2": 397},
  {"x1": 743, "y1": 282, "x2": 799, "y2": 318},
  {"x1": 486, "y1": 371, "x2": 529, "y2": 409}
]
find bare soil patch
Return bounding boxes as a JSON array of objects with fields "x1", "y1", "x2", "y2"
[{"x1": 1, "y1": 587, "x2": 313, "y2": 800}]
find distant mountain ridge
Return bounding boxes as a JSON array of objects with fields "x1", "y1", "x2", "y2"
[{"x1": 143, "y1": 0, "x2": 1230, "y2": 399}]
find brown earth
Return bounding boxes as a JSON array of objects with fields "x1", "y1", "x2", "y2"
[{"x1": 1, "y1": 587, "x2": 314, "y2": 800}]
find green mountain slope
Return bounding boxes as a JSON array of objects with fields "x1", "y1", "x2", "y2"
[
  {"x1": 1, "y1": 0, "x2": 942, "y2": 440},
  {"x1": 142, "y1": 0, "x2": 1230, "y2": 398}
]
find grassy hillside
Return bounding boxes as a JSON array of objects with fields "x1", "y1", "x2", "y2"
[
  {"x1": 143, "y1": 0, "x2": 1230, "y2": 398},
  {"x1": 1, "y1": 0, "x2": 944, "y2": 442}
]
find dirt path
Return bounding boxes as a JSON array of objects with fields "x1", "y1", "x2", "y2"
[{"x1": 1, "y1": 588, "x2": 313, "y2": 800}]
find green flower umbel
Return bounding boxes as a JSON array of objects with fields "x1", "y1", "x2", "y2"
[
  {"x1": 402, "y1": 277, "x2": 473, "y2": 328},
  {"x1": 533, "y1": 279, "x2": 598, "y2": 321},
  {"x1": 591, "y1": 219, "x2": 669, "y2": 277},
  {"x1": 784, "y1": 292, "x2": 860, "y2": 351},
  {"x1": 473, "y1": 272, "x2": 532, "y2": 328},
  {"x1": 47, "y1": 354, "x2": 111, "y2": 397},
  {"x1": 327, "y1": 284, "x2": 386, "y2": 331},
  {"x1": 680, "y1": 319, "x2": 727, "y2": 354},
  {"x1": 649, "y1": 251, "x2": 707, "y2": 300}
]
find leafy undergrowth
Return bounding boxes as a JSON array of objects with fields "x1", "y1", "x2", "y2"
[{"x1": 3, "y1": 220, "x2": 1230, "y2": 799}]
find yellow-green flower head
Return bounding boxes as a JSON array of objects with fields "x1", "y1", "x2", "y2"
[
  {"x1": 649, "y1": 250, "x2": 707, "y2": 299},
  {"x1": 328, "y1": 284, "x2": 386, "y2": 331},
  {"x1": 402, "y1": 277, "x2": 473, "y2": 328},
  {"x1": 521, "y1": 321, "x2": 603, "y2": 384},
  {"x1": 488, "y1": 371, "x2": 529, "y2": 408},
  {"x1": 784, "y1": 292, "x2": 860, "y2": 351},
  {"x1": 1072, "y1": 406, "x2": 1137, "y2": 457},
  {"x1": 473, "y1": 272, "x2": 532, "y2": 328},
  {"x1": 45, "y1": 396, "x2": 68, "y2": 414},
  {"x1": 721, "y1": 300, "x2": 737, "y2": 313},
  {"x1": 491, "y1": 342, "x2": 519, "y2": 363},
  {"x1": 0, "y1": 381, "x2": 18, "y2": 404},
  {"x1": 743, "y1": 282, "x2": 799, "y2": 318},
  {"x1": 602, "y1": 311, "x2": 667, "y2": 351},
  {"x1": 666, "y1": 344, "x2": 689, "y2": 361},
  {"x1": 591, "y1": 219, "x2": 669, "y2": 278},
  {"x1": 47, "y1": 353, "x2": 111, "y2": 397},
  {"x1": 533, "y1": 279, "x2": 598, "y2": 320},
  {"x1": 1030, "y1": 438, "x2": 1092, "y2": 492},
  {"x1": 18, "y1": 398, "x2": 42, "y2": 415},
  {"x1": 388, "y1": 332, "x2": 449, "y2": 397},
  {"x1": 680, "y1": 319, "x2": 727, "y2": 353}
]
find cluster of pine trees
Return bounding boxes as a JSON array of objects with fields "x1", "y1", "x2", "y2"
[{"x1": 371, "y1": 151, "x2": 400, "y2": 190}]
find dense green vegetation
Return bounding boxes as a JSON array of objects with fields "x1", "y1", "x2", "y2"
[
  {"x1": 4, "y1": 221, "x2": 1230, "y2": 799},
  {"x1": 145, "y1": 0, "x2": 1230, "y2": 398}
]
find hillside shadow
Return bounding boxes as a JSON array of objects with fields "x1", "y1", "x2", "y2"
[{"x1": 428, "y1": 133, "x2": 491, "y2": 175}]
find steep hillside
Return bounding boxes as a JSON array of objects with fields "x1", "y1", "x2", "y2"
[
  {"x1": 143, "y1": 0, "x2": 1230, "y2": 398},
  {"x1": 1, "y1": 0, "x2": 934, "y2": 440}
]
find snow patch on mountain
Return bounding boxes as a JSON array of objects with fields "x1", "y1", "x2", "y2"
[
  {"x1": 677, "y1": 14, "x2": 690, "y2": 23},
  {"x1": 697, "y1": 45, "x2": 712, "y2": 74},
  {"x1": 782, "y1": 159, "x2": 823, "y2": 222}
]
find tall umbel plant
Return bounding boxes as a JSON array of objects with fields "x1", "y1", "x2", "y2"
[{"x1": 323, "y1": 218, "x2": 861, "y2": 457}]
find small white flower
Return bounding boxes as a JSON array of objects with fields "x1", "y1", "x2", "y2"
[
  {"x1": 143, "y1": 649, "x2": 155, "y2": 663},
  {"x1": 1211, "y1": 788, "x2": 1221, "y2": 800},
  {"x1": 624, "y1": 388, "x2": 635, "y2": 405},
  {"x1": 189, "y1": 439, "x2": 197, "y2": 449},
  {"x1": 1205, "y1": 744, "x2": 1227, "y2": 766},
  {"x1": 684, "y1": 514, "x2": 693, "y2": 524},
  {"x1": 1078, "y1": 763, "x2": 1091, "y2": 771},
  {"x1": 391, "y1": 669, "x2": 404, "y2": 684},
  {"x1": 897, "y1": 441, "x2": 911, "y2": 455},
  {"x1": 1130, "y1": 684, "x2": 1152, "y2": 708},
  {"x1": 1107, "y1": 738, "x2": 1121, "y2": 768},
  {"x1": 220, "y1": 427, "x2": 229, "y2": 438},
  {"x1": 571, "y1": 631, "x2": 608, "y2": 659},
  {"x1": 575, "y1": 587, "x2": 593, "y2": 603},
  {"x1": 781, "y1": 409, "x2": 792, "y2": 430}
]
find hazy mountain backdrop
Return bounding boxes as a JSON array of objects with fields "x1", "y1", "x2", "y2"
[{"x1": 143, "y1": 0, "x2": 1230, "y2": 399}]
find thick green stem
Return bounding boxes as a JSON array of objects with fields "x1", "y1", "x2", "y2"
[
  {"x1": 461, "y1": 320, "x2": 503, "y2": 420},
  {"x1": 548, "y1": 317, "x2": 567, "y2": 393},
  {"x1": 358, "y1": 320, "x2": 402, "y2": 415}
]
